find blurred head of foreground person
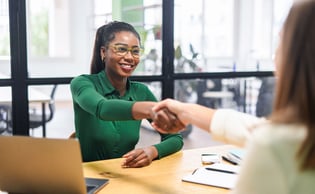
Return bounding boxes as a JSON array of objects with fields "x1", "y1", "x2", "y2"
[
  {"x1": 271, "y1": 0, "x2": 315, "y2": 171},
  {"x1": 152, "y1": 1, "x2": 315, "y2": 193}
]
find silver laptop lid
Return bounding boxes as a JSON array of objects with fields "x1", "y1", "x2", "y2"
[{"x1": 0, "y1": 136, "x2": 87, "y2": 194}]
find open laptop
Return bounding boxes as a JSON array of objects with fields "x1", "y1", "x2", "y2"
[{"x1": 0, "y1": 135, "x2": 109, "y2": 194}]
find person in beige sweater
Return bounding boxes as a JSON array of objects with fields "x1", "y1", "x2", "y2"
[{"x1": 151, "y1": 1, "x2": 315, "y2": 193}]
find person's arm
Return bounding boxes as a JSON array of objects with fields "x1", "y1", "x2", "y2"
[
  {"x1": 153, "y1": 132, "x2": 183, "y2": 158},
  {"x1": 132, "y1": 101, "x2": 157, "y2": 120},
  {"x1": 152, "y1": 98, "x2": 264, "y2": 147},
  {"x1": 210, "y1": 109, "x2": 263, "y2": 146},
  {"x1": 71, "y1": 75, "x2": 157, "y2": 121}
]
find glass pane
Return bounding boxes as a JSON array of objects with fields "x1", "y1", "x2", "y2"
[
  {"x1": 0, "y1": 86, "x2": 12, "y2": 135},
  {"x1": 251, "y1": 0, "x2": 292, "y2": 71},
  {"x1": 174, "y1": 0, "x2": 293, "y2": 73},
  {"x1": 143, "y1": 81, "x2": 162, "y2": 101},
  {"x1": 272, "y1": 0, "x2": 293, "y2": 56},
  {"x1": 0, "y1": 0, "x2": 11, "y2": 76},
  {"x1": 27, "y1": 0, "x2": 79, "y2": 78},
  {"x1": 0, "y1": 71, "x2": 9, "y2": 79},
  {"x1": 28, "y1": 85, "x2": 56, "y2": 137},
  {"x1": 27, "y1": 0, "x2": 70, "y2": 58},
  {"x1": 0, "y1": 84, "x2": 74, "y2": 138},
  {"x1": 28, "y1": 84, "x2": 74, "y2": 138},
  {"x1": 94, "y1": 0, "x2": 112, "y2": 26},
  {"x1": 127, "y1": 0, "x2": 163, "y2": 76},
  {"x1": 174, "y1": 76, "x2": 275, "y2": 117},
  {"x1": 174, "y1": 0, "x2": 234, "y2": 73},
  {"x1": 28, "y1": 0, "x2": 162, "y2": 77}
]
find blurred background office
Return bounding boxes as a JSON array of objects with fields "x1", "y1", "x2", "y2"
[{"x1": 0, "y1": 0, "x2": 291, "y2": 147}]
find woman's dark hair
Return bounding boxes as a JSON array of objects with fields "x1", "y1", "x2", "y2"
[
  {"x1": 271, "y1": 0, "x2": 315, "y2": 170},
  {"x1": 90, "y1": 21, "x2": 141, "y2": 74}
]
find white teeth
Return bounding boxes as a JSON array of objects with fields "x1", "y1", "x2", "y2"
[{"x1": 121, "y1": 64, "x2": 133, "y2": 68}]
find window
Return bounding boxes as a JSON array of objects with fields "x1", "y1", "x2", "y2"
[
  {"x1": 173, "y1": 0, "x2": 293, "y2": 73},
  {"x1": 0, "y1": 0, "x2": 10, "y2": 58},
  {"x1": 3, "y1": 0, "x2": 294, "y2": 137},
  {"x1": 27, "y1": 0, "x2": 70, "y2": 58},
  {"x1": 27, "y1": 0, "x2": 74, "y2": 78},
  {"x1": 0, "y1": 0, "x2": 10, "y2": 76}
]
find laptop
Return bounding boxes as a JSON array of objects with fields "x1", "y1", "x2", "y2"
[{"x1": 0, "y1": 135, "x2": 109, "y2": 194}]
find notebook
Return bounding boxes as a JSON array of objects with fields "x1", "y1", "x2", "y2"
[
  {"x1": 182, "y1": 163, "x2": 240, "y2": 189},
  {"x1": 0, "y1": 135, "x2": 109, "y2": 194}
]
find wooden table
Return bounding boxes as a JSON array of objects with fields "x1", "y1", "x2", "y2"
[{"x1": 83, "y1": 145, "x2": 237, "y2": 194}]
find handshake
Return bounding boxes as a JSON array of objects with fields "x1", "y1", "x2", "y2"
[
  {"x1": 150, "y1": 98, "x2": 212, "y2": 135},
  {"x1": 151, "y1": 104, "x2": 186, "y2": 134}
]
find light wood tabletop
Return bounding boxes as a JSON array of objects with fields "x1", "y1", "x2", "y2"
[{"x1": 83, "y1": 145, "x2": 237, "y2": 194}]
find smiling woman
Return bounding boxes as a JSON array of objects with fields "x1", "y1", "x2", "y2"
[{"x1": 70, "y1": 21, "x2": 184, "y2": 167}]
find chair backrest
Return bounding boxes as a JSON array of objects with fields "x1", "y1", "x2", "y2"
[
  {"x1": 28, "y1": 84, "x2": 58, "y2": 136},
  {"x1": 46, "y1": 84, "x2": 58, "y2": 122},
  {"x1": 0, "y1": 105, "x2": 11, "y2": 133}
]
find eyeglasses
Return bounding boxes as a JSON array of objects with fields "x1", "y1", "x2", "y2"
[{"x1": 109, "y1": 44, "x2": 142, "y2": 58}]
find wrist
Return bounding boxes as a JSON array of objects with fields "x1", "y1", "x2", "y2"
[
  {"x1": 144, "y1": 146, "x2": 158, "y2": 161},
  {"x1": 132, "y1": 101, "x2": 157, "y2": 120}
]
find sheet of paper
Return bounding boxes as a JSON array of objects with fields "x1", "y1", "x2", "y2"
[{"x1": 182, "y1": 163, "x2": 240, "y2": 189}]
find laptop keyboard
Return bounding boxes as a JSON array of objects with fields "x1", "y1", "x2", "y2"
[{"x1": 86, "y1": 185, "x2": 96, "y2": 192}]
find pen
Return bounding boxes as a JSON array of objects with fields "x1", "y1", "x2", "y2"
[
  {"x1": 205, "y1": 167, "x2": 237, "y2": 174},
  {"x1": 222, "y1": 155, "x2": 238, "y2": 165}
]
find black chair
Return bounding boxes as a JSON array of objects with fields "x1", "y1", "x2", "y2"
[
  {"x1": 256, "y1": 77, "x2": 275, "y2": 117},
  {"x1": 0, "y1": 105, "x2": 12, "y2": 134},
  {"x1": 29, "y1": 84, "x2": 58, "y2": 137}
]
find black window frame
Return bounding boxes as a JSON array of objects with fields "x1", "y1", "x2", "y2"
[{"x1": 4, "y1": 0, "x2": 273, "y2": 136}]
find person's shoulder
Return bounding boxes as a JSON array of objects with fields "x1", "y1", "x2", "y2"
[
  {"x1": 129, "y1": 81, "x2": 150, "y2": 90},
  {"x1": 215, "y1": 109, "x2": 262, "y2": 123},
  {"x1": 71, "y1": 74, "x2": 96, "y2": 83},
  {"x1": 70, "y1": 74, "x2": 99, "y2": 90},
  {"x1": 252, "y1": 123, "x2": 306, "y2": 146},
  {"x1": 73, "y1": 73, "x2": 96, "y2": 79}
]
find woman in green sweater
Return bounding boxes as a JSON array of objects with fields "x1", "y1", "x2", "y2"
[{"x1": 70, "y1": 21, "x2": 183, "y2": 167}]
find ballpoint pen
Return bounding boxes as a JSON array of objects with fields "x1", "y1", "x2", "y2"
[
  {"x1": 222, "y1": 155, "x2": 238, "y2": 165},
  {"x1": 205, "y1": 167, "x2": 237, "y2": 174}
]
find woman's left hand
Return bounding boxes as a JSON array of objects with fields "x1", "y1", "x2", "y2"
[{"x1": 122, "y1": 146, "x2": 158, "y2": 168}]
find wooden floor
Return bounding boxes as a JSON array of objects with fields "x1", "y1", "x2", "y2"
[{"x1": 32, "y1": 101, "x2": 224, "y2": 150}]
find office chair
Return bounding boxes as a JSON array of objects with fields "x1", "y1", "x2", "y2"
[
  {"x1": 0, "y1": 105, "x2": 12, "y2": 134},
  {"x1": 29, "y1": 84, "x2": 58, "y2": 137},
  {"x1": 256, "y1": 77, "x2": 275, "y2": 117}
]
